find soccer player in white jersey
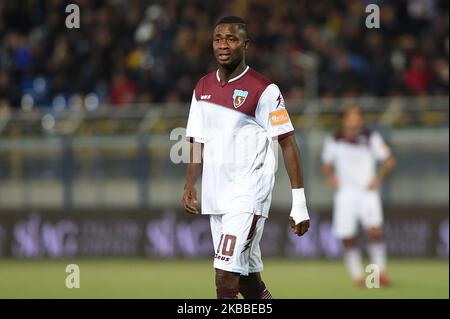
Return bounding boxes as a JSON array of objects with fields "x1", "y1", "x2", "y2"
[
  {"x1": 182, "y1": 16, "x2": 310, "y2": 299},
  {"x1": 321, "y1": 106, "x2": 396, "y2": 287}
]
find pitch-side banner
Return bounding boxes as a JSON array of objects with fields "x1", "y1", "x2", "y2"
[{"x1": 0, "y1": 208, "x2": 447, "y2": 258}]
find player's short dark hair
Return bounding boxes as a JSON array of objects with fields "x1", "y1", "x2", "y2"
[{"x1": 215, "y1": 16, "x2": 248, "y2": 38}]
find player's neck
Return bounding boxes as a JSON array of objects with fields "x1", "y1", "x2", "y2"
[
  {"x1": 343, "y1": 128, "x2": 361, "y2": 138},
  {"x1": 218, "y1": 61, "x2": 247, "y2": 84}
]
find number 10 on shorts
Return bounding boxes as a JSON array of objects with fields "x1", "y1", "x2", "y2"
[{"x1": 215, "y1": 234, "x2": 237, "y2": 261}]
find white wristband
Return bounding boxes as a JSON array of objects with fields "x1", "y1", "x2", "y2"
[{"x1": 290, "y1": 188, "x2": 310, "y2": 224}]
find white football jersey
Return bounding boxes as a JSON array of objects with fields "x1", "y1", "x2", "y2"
[
  {"x1": 321, "y1": 129, "x2": 391, "y2": 190},
  {"x1": 186, "y1": 66, "x2": 294, "y2": 217}
]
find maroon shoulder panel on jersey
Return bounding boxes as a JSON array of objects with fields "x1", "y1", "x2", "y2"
[
  {"x1": 246, "y1": 68, "x2": 272, "y2": 88},
  {"x1": 194, "y1": 72, "x2": 215, "y2": 101},
  {"x1": 333, "y1": 131, "x2": 344, "y2": 141},
  {"x1": 193, "y1": 67, "x2": 272, "y2": 118},
  {"x1": 334, "y1": 128, "x2": 372, "y2": 145}
]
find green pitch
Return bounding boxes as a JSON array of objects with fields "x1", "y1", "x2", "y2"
[{"x1": 0, "y1": 259, "x2": 447, "y2": 299}]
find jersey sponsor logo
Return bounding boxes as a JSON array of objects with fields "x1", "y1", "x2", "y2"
[
  {"x1": 270, "y1": 108, "x2": 290, "y2": 126},
  {"x1": 232, "y1": 89, "x2": 248, "y2": 108},
  {"x1": 200, "y1": 95, "x2": 211, "y2": 100}
]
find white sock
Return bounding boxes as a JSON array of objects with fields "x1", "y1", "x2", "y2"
[
  {"x1": 367, "y1": 241, "x2": 387, "y2": 272},
  {"x1": 344, "y1": 248, "x2": 363, "y2": 280}
]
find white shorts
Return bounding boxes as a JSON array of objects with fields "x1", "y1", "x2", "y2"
[
  {"x1": 333, "y1": 189, "x2": 383, "y2": 239},
  {"x1": 210, "y1": 212, "x2": 266, "y2": 276}
]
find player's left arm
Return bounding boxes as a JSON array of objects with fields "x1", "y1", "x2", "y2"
[
  {"x1": 368, "y1": 132, "x2": 396, "y2": 190},
  {"x1": 279, "y1": 135, "x2": 310, "y2": 237},
  {"x1": 256, "y1": 83, "x2": 310, "y2": 236},
  {"x1": 369, "y1": 155, "x2": 396, "y2": 190}
]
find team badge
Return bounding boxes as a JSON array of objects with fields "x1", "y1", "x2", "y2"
[{"x1": 232, "y1": 89, "x2": 248, "y2": 109}]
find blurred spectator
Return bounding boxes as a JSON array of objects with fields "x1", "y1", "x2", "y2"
[
  {"x1": 0, "y1": 70, "x2": 20, "y2": 108},
  {"x1": 404, "y1": 53, "x2": 433, "y2": 94},
  {"x1": 431, "y1": 56, "x2": 449, "y2": 93},
  {"x1": 0, "y1": 0, "x2": 448, "y2": 109},
  {"x1": 109, "y1": 72, "x2": 137, "y2": 106}
]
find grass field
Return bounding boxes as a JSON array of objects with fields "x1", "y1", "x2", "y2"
[{"x1": 0, "y1": 259, "x2": 448, "y2": 299}]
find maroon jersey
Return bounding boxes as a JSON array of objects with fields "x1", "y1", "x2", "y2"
[{"x1": 186, "y1": 66, "x2": 295, "y2": 217}]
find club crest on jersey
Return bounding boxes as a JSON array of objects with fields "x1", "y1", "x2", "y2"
[{"x1": 232, "y1": 89, "x2": 248, "y2": 109}]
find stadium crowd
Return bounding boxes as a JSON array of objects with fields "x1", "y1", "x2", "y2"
[{"x1": 0, "y1": 0, "x2": 448, "y2": 110}]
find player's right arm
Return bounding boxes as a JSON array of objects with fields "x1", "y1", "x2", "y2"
[
  {"x1": 321, "y1": 136, "x2": 338, "y2": 189},
  {"x1": 368, "y1": 132, "x2": 396, "y2": 190},
  {"x1": 322, "y1": 164, "x2": 338, "y2": 189},
  {"x1": 182, "y1": 143, "x2": 203, "y2": 214},
  {"x1": 183, "y1": 90, "x2": 204, "y2": 214}
]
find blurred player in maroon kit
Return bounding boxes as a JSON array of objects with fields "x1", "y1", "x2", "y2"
[{"x1": 322, "y1": 106, "x2": 395, "y2": 287}]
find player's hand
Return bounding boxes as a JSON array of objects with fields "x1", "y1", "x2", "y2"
[
  {"x1": 289, "y1": 206, "x2": 310, "y2": 237},
  {"x1": 182, "y1": 185, "x2": 199, "y2": 214},
  {"x1": 289, "y1": 189, "x2": 310, "y2": 236},
  {"x1": 289, "y1": 217, "x2": 310, "y2": 236},
  {"x1": 327, "y1": 175, "x2": 338, "y2": 189},
  {"x1": 368, "y1": 178, "x2": 380, "y2": 190}
]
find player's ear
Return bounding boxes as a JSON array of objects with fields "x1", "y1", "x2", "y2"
[{"x1": 244, "y1": 38, "x2": 249, "y2": 50}]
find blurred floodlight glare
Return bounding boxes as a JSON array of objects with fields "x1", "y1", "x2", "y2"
[
  {"x1": 145, "y1": 4, "x2": 163, "y2": 21},
  {"x1": 21, "y1": 94, "x2": 34, "y2": 111},
  {"x1": 33, "y1": 76, "x2": 47, "y2": 94},
  {"x1": 68, "y1": 94, "x2": 83, "y2": 111},
  {"x1": 391, "y1": 50, "x2": 407, "y2": 72},
  {"x1": 41, "y1": 114, "x2": 55, "y2": 131},
  {"x1": 135, "y1": 23, "x2": 154, "y2": 43},
  {"x1": 85, "y1": 93, "x2": 99, "y2": 111},
  {"x1": 52, "y1": 95, "x2": 66, "y2": 112}
]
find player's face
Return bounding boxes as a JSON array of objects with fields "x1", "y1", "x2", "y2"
[
  {"x1": 343, "y1": 109, "x2": 364, "y2": 135},
  {"x1": 213, "y1": 23, "x2": 248, "y2": 69}
]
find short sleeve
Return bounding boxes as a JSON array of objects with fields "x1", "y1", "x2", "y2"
[
  {"x1": 322, "y1": 136, "x2": 337, "y2": 165},
  {"x1": 186, "y1": 90, "x2": 205, "y2": 143},
  {"x1": 370, "y1": 131, "x2": 391, "y2": 161},
  {"x1": 255, "y1": 84, "x2": 294, "y2": 140}
]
